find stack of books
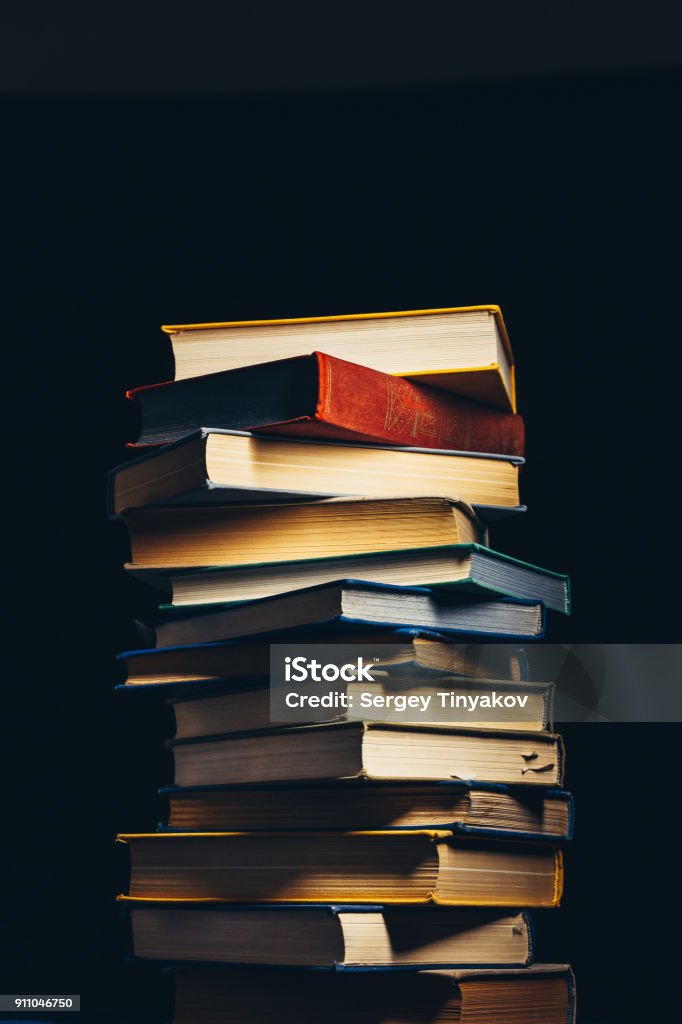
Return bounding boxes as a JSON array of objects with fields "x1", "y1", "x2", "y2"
[{"x1": 111, "y1": 305, "x2": 575, "y2": 1023}]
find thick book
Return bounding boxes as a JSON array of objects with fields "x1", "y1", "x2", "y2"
[
  {"x1": 121, "y1": 499, "x2": 487, "y2": 571},
  {"x1": 159, "y1": 780, "x2": 574, "y2": 841},
  {"x1": 131, "y1": 544, "x2": 570, "y2": 614},
  {"x1": 166, "y1": 677, "x2": 554, "y2": 738},
  {"x1": 125, "y1": 903, "x2": 533, "y2": 968},
  {"x1": 118, "y1": 830, "x2": 562, "y2": 906},
  {"x1": 109, "y1": 429, "x2": 523, "y2": 516},
  {"x1": 118, "y1": 636, "x2": 528, "y2": 688},
  {"x1": 127, "y1": 351, "x2": 525, "y2": 451},
  {"x1": 170, "y1": 964, "x2": 576, "y2": 1024},
  {"x1": 159, "y1": 305, "x2": 516, "y2": 410},
  {"x1": 143, "y1": 582, "x2": 545, "y2": 647},
  {"x1": 169, "y1": 722, "x2": 564, "y2": 788}
]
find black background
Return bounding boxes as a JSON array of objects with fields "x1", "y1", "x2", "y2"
[{"x1": 3, "y1": 61, "x2": 682, "y2": 1023}]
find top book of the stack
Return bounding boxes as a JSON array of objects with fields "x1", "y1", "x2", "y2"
[{"x1": 159, "y1": 305, "x2": 516, "y2": 411}]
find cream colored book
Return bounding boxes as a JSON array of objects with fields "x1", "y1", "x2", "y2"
[
  {"x1": 122, "y1": 498, "x2": 486, "y2": 571},
  {"x1": 110, "y1": 429, "x2": 522, "y2": 514},
  {"x1": 161, "y1": 305, "x2": 516, "y2": 410}
]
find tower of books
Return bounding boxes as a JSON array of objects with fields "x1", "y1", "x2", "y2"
[{"x1": 112, "y1": 306, "x2": 575, "y2": 1023}]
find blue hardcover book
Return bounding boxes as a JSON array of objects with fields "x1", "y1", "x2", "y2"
[
  {"x1": 117, "y1": 635, "x2": 529, "y2": 690},
  {"x1": 107, "y1": 427, "x2": 526, "y2": 520},
  {"x1": 127, "y1": 673, "x2": 554, "y2": 740},
  {"x1": 157, "y1": 779, "x2": 574, "y2": 841},
  {"x1": 166, "y1": 720, "x2": 564, "y2": 791},
  {"x1": 135, "y1": 580, "x2": 546, "y2": 650},
  {"x1": 168, "y1": 962, "x2": 575, "y2": 1024},
  {"x1": 121, "y1": 901, "x2": 535, "y2": 970}
]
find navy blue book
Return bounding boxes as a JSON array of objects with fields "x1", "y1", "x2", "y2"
[
  {"x1": 157, "y1": 779, "x2": 574, "y2": 841},
  {"x1": 138, "y1": 580, "x2": 545, "y2": 649},
  {"x1": 150, "y1": 676, "x2": 554, "y2": 739},
  {"x1": 167, "y1": 721, "x2": 564, "y2": 789},
  {"x1": 169, "y1": 963, "x2": 576, "y2": 1023},
  {"x1": 122, "y1": 902, "x2": 534, "y2": 969},
  {"x1": 117, "y1": 635, "x2": 529, "y2": 689},
  {"x1": 108, "y1": 428, "x2": 525, "y2": 519}
]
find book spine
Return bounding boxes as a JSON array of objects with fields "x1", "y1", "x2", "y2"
[{"x1": 254, "y1": 352, "x2": 525, "y2": 454}]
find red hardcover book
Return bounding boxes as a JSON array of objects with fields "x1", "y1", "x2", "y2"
[{"x1": 128, "y1": 351, "x2": 524, "y2": 454}]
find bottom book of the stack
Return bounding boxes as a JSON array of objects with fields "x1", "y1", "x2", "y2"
[{"x1": 167, "y1": 964, "x2": 576, "y2": 1024}]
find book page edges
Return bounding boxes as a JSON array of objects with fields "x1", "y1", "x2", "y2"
[{"x1": 161, "y1": 306, "x2": 513, "y2": 364}]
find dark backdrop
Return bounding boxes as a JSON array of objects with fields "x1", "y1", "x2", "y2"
[{"x1": 3, "y1": 70, "x2": 681, "y2": 1021}]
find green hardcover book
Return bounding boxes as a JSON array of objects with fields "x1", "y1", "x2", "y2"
[{"x1": 131, "y1": 544, "x2": 569, "y2": 614}]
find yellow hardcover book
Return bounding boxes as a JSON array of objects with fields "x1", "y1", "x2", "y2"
[
  {"x1": 161, "y1": 305, "x2": 516, "y2": 410},
  {"x1": 117, "y1": 829, "x2": 562, "y2": 908}
]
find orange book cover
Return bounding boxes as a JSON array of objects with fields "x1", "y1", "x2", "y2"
[{"x1": 128, "y1": 350, "x2": 524, "y2": 452}]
